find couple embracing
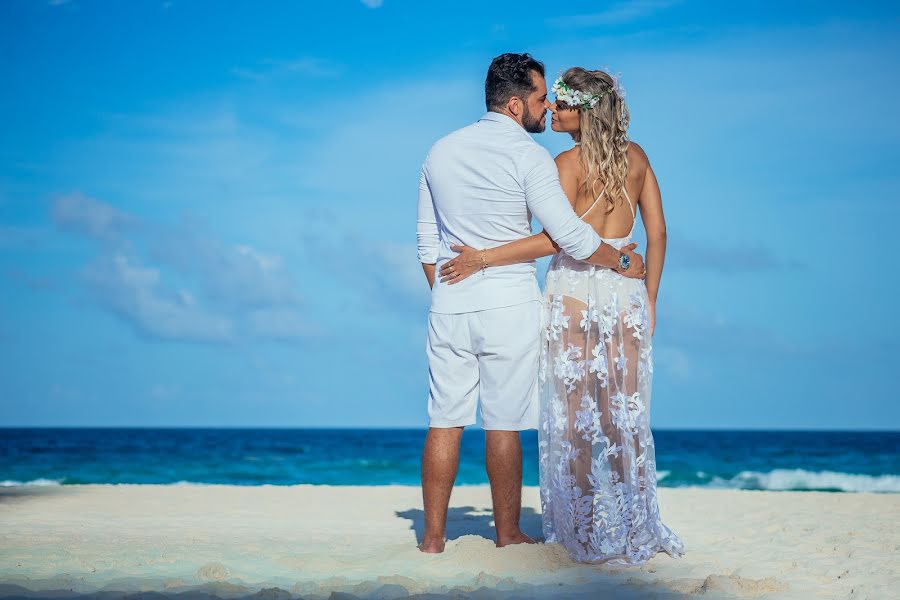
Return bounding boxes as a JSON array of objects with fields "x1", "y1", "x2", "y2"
[{"x1": 416, "y1": 52, "x2": 685, "y2": 566}]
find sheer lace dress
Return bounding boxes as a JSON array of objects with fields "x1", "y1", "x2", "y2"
[{"x1": 538, "y1": 186, "x2": 685, "y2": 565}]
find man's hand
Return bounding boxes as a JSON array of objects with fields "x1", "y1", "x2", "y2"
[{"x1": 617, "y1": 243, "x2": 646, "y2": 279}]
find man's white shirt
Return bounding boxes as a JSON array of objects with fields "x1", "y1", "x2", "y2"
[{"x1": 417, "y1": 111, "x2": 601, "y2": 314}]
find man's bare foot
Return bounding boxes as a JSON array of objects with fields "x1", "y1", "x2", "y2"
[
  {"x1": 495, "y1": 531, "x2": 536, "y2": 547},
  {"x1": 418, "y1": 538, "x2": 446, "y2": 553}
]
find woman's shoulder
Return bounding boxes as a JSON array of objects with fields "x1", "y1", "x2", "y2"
[
  {"x1": 626, "y1": 141, "x2": 650, "y2": 180},
  {"x1": 554, "y1": 146, "x2": 580, "y2": 162},
  {"x1": 627, "y1": 141, "x2": 649, "y2": 166},
  {"x1": 553, "y1": 146, "x2": 581, "y2": 172}
]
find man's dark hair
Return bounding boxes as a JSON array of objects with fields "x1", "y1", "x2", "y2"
[{"x1": 485, "y1": 53, "x2": 545, "y2": 112}]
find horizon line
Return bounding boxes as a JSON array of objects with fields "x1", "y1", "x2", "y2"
[{"x1": 1, "y1": 425, "x2": 898, "y2": 433}]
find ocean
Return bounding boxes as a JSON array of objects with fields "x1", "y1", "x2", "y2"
[{"x1": 1, "y1": 428, "x2": 898, "y2": 492}]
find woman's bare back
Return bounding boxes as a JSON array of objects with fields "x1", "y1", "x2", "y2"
[{"x1": 557, "y1": 142, "x2": 649, "y2": 239}]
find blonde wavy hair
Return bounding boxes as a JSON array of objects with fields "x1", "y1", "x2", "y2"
[{"x1": 557, "y1": 67, "x2": 630, "y2": 214}]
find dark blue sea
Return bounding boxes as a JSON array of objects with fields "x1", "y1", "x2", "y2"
[{"x1": 1, "y1": 428, "x2": 898, "y2": 492}]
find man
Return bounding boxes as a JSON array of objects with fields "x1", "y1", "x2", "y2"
[{"x1": 416, "y1": 53, "x2": 645, "y2": 553}]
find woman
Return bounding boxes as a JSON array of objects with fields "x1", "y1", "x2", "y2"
[{"x1": 438, "y1": 67, "x2": 684, "y2": 565}]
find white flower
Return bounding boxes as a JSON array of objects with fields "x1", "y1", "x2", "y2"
[
  {"x1": 641, "y1": 345, "x2": 654, "y2": 377},
  {"x1": 636, "y1": 450, "x2": 646, "y2": 467},
  {"x1": 550, "y1": 393, "x2": 568, "y2": 434},
  {"x1": 560, "y1": 441, "x2": 580, "y2": 463},
  {"x1": 609, "y1": 391, "x2": 628, "y2": 429},
  {"x1": 551, "y1": 72, "x2": 626, "y2": 110},
  {"x1": 601, "y1": 441, "x2": 621, "y2": 459},
  {"x1": 610, "y1": 391, "x2": 644, "y2": 431},
  {"x1": 574, "y1": 392, "x2": 602, "y2": 442},
  {"x1": 580, "y1": 295, "x2": 599, "y2": 331},
  {"x1": 580, "y1": 308, "x2": 597, "y2": 331},
  {"x1": 623, "y1": 292, "x2": 646, "y2": 340},
  {"x1": 547, "y1": 294, "x2": 570, "y2": 341},
  {"x1": 638, "y1": 357, "x2": 651, "y2": 381},
  {"x1": 627, "y1": 392, "x2": 645, "y2": 428},
  {"x1": 551, "y1": 76, "x2": 608, "y2": 110},
  {"x1": 599, "y1": 537, "x2": 621, "y2": 556},
  {"x1": 599, "y1": 298, "x2": 617, "y2": 339},
  {"x1": 553, "y1": 343, "x2": 585, "y2": 392},
  {"x1": 615, "y1": 342, "x2": 628, "y2": 374},
  {"x1": 588, "y1": 342, "x2": 609, "y2": 387}
]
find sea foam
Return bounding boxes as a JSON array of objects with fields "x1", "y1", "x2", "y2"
[
  {"x1": 708, "y1": 469, "x2": 900, "y2": 493},
  {"x1": 0, "y1": 478, "x2": 63, "y2": 487}
]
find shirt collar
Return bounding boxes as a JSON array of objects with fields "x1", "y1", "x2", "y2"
[{"x1": 478, "y1": 111, "x2": 530, "y2": 137}]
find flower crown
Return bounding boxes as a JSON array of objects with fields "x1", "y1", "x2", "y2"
[{"x1": 551, "y1": 74, "x2": 625, "y2": 110}]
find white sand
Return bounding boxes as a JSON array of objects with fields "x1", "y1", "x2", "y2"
[{"x1": 0, "y1": 484, "x2": 897, "y2": 599}]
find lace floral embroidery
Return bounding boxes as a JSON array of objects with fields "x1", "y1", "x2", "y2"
[{"x1": 538, "y1": 252, "x2": 685, "y2": 566}]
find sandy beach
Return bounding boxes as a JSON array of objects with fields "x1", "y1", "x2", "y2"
[{"x1": 0, "y1": 484, "x2": 896, "y2": 599}]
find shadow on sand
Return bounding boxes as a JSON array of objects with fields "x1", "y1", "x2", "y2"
[
  {"x1": 395, "y1": 505, "x2": 544, "y2": 544},
  {"x1": 0, "y1": 494, "x2": 695, "y2": 599},
  {"x1": 0, "y1": 485, "x2": 73, "y2": 505}
]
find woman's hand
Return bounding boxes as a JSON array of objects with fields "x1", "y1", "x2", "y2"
[
  {"x1": 649, "y1": 300, "x2": 656, "y2": 337},
  {"x1": 439, "y1": 245, "x2": 482, "y2": 284}
]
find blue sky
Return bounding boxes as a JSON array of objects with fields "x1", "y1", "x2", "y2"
[{"x1": 1, "y1": 0, "x2": 897, "y2": 429}]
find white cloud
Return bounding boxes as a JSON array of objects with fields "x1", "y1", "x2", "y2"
[
  {"x1": 295, "y1": 224, "x2": 430, "y2": 315},
  {"x1": 44, "y1": 84, "x2": 448, "y2": 340},
  {"x1": 51, "y1": 193, "x2": 138, "y2": 242},
  {"x1": 83, "y1": 252, "x2": 235, "y2": 343},
  {"x1": 147, "y1": 228, "x2": 304, "y2": 310},
  {"x1": 52, "y1": 195, "x2": 312, "y2": 343}
]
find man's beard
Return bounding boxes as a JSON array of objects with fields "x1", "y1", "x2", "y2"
[{"x1": 522, "y1": 102, "x2": 545, "y2": 133}]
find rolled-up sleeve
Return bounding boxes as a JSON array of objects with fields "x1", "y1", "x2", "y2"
[
  {"x1": 416, "y1": 163, "x2": 440, "y2": 264},
  {"x1": 521, "y1": 145, "x2": 601, "y2": 260}
]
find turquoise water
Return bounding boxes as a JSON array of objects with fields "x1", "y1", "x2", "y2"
[{"x1": 2, "y1": 428, "x2": 898, "y2": 492}]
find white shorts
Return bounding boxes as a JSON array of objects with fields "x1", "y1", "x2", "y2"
[{"x1": 426, "y1": 301, "x2": 543, "y2": 431}]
